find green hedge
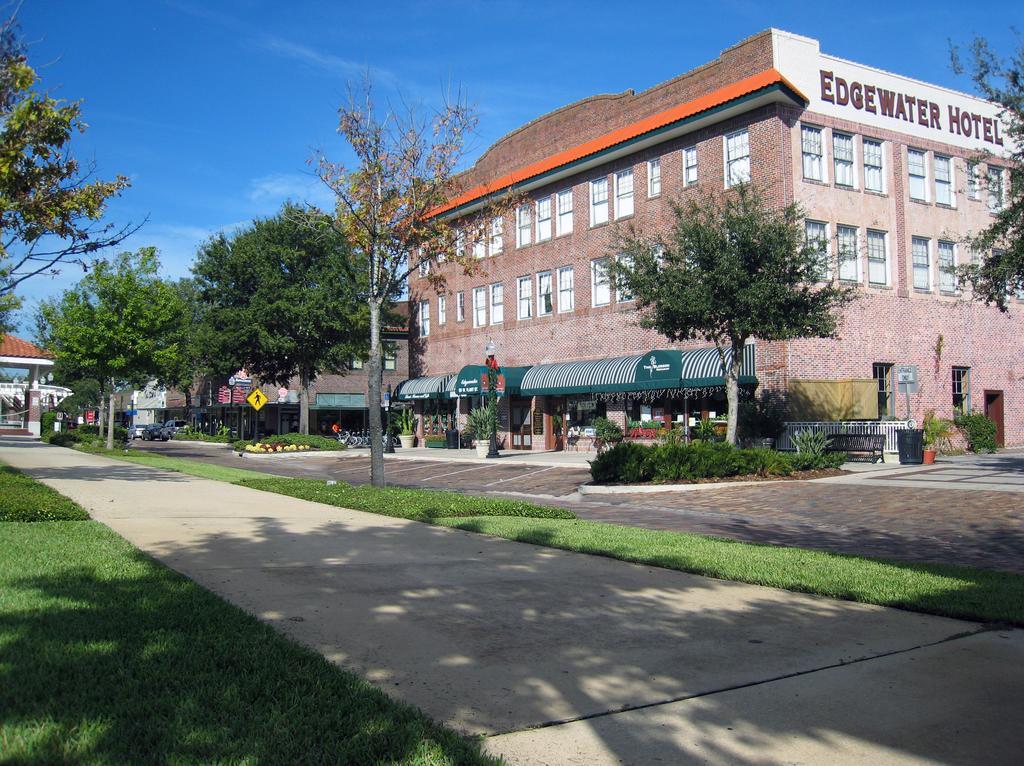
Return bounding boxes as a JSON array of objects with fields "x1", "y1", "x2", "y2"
[
  {"x1": 236, "y1": 478, "x2": 575, "y2": 521},
  {"x1": 174, "y1": 428, "x2": 233, "y2": 443},
  {"x1": 590, "y1": 441, "x2": 845, "y2": 484},
  {"x1": 43, "y1": 425, "x2": 127, "y2": 449},
  {"x1": 954, "y1": 412, "x2": 998, "y2": 453},
  {"x1": 0, "y1": 465, "x2": 90, "y2": 521}
]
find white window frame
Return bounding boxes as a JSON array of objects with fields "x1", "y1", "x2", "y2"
[
  {"x1": 517, "y1": 276, "x2": 532, "y2": 320},
  {"x1": 536, "y1": 270, "x2": 553, "y2": 316},
  {"x1": 556, "y1": 189, "x2": 574, "y2": 235},
  {"x1": 384, "y1": 347, "x2": 397, "y2": 371},
  {"x1": 591, "y1": 257, "x2": 611, "y2": 306},
  {"x1": 456, "y1": 291, "x2": 465, "y2": 322},
  {"x1": 614, "y1": 168, "x2": 634, "y2": 218},
  {"x1": 801, "y1": 125, "x2": 824, "y2": 182},
  {"x1": 472, "y1": 227, "x2": 486, "y2": 259},
  {"x1": 472, "y1": 287, "x2": 487, "y2": 328},
  {"x1": 536, "y1": 197, "x2": 552, "y2": 242},
  {"x1": 967, "y1": 161, "x2": 980, "y2": 200},
  {"x1": 418, "y1": 300, "x2": 430, "y2": 337},
  {"x1": 438, "y1": 294, "x2": 447, "y2": 326},
  {"x1": 908, "y1": 148, "x2": 928, "y2": 202},
  {"x1": 647, "y1": 158, "x2": 661, "y2": 197},
  {"x1": 489, "y1": 216, "x2": 503, "y2": 255},
  {"x1": 938, "y1": 241, "x2": 957, "y2": 293},
  {"x1": 805, "y1": 219, "x2": 830, "y2": 280},
  {"x1": 987, "y1": 166, "x2": 1005, "y2": 212},
  {"x1": 836, "y1": 224, "x2": 859, "y2": 282},
  {"x1": 833, "y1": 132, "x2": 855, "y2": 188},
  {"x1": 590, "y1": 177, "x2": 609, "y2": 226},
  {"x1": 912, "y1": 236, "x2": 931, "y2": 291},
  {"x1": 616, "y1": 253, "x2": 634, "y2": 301},
  {"x1": 683, "y1": 146, "x2": 698, "y2": 186},
  {"x1": 725, "y1": 129, "x2": 751, "y2": 188},
  {"x1": 867, "y1": 229, "x2": 889, "y2": 286},
  {"x1": 516, "y1": 204, "x2": 532, "y2": 247},
  {"x1": 454, "y1": 230, "x2": 465, "y2": 258},
  {"x1": 490, "y1": 282, "x2": 504, "y2": 324},
  {"x1": 557, "y1": 266, "x2": 574, "y2": 313},
  {"x1": 862, "y1": 138, "x2": 885, "y2": 193},
  {"x1": 934, "y1": 155, "x2": 954, "y2": 207}
]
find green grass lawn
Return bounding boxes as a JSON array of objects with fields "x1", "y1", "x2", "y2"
[
  {"x1": 73, "y1": 443, "x2": 278, "y2": 483},
  {"x1": 0, "y1": 466, "x2": 498, "y2": 765},
  {"x1": 0, "y1": 464, "x2": 90, "y2": 521}
]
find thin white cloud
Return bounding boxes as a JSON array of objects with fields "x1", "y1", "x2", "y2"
[
  {"x1": 246, "y1": 172, "x2": 334, "y2": 211},
  {"x1": 257, "y1": 35, "x2": 396, "y2": 86}
]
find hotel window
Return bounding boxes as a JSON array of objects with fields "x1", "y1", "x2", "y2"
[
  {"x1": 616, "y1": 253, "x2": 634, "y2": 301},
  {"x1": 472, "y1": 228, "x2": 486, "y2": 259},
  {"x1": 683, "y1": 146, "x2": 698, "y2": 186},
  {"x1": 384, "y1": 347, "x2": 397, "y2": 371},
  {"x1": 912, "y1": 236, "x2": 931, "y2": 290},
  {"x1": 988, "y1": 166, "x2": 1004, "y2": 211},
  {"x1": 908, "y1": 149, "x2": 927, "y2": 201},
  {"x1": 863, "y1": 139, "x2": 884, "y2": 193},
  {"x1": 454, "y1": 231, "x2": 465, "y2": 258},
  {"x1": 516, "y1": 204, "x2": 532, "y2": 247},
  {"x1": 938, "y1": 241, "x2": 957, "y2": 293},
  {"x1": 725, "y1": 129, "x2": 750, "y2": 187},
  {"x1": 805, "y1": 220, "x2": 829, "y2": 280},
  {"x1": 438, "y1": 294, "x2": 447, "y2": 325},
  {"x1": 517, "y1": 276, "x2": 532, "y2": 319},
  {"x1": 934, "y1": 155, "x2": 953, "y2": 206},
  {"x1": 867, "y1": 230, "x2": 888, "y2": 286},
  {"x1": 472, "y1": 287, "x2": 486, "y2": 327},
  {"x1": 557, "y1": 266, "x2": 574, "y2": 312},
  {"x1": 418, "y1": 300, "x2": 430, "y2": 337},
  {"x1": 967, "y1": 161, "x2": 980, "y2": 200},
  {"x1": 801, "y1": 125, "x2": 823, "y2": 181},
  {"x1": 590, "y1": 177, "x2": 609, "y2": 226},
  {"x1": 556, "y1": 189, "x2": 574, "y2": 235},
  {"x1": 591, "y1": 257, "x2": 611, "y2": 306},
  {"x1": 952, "y1": 366, "x2": 971, "y2": 414},
  {"x1": 537, "y1": 271, "x2": 553, "y2": 316},
  {"x1": 873, "y1": 363, "x2": 895, "y2": 418},
  {"x1": 456, "y1": 291, "x2": 465, "y2": 322},
  {"x1": 614, "y1": 169, "x2": 634, "y2": 218},
  {"x1": 489, "y1": 217, "x2": 503, "y2": 255},
  {"x1": 536, "y1": 197, "x2": 552, "y2": 241},
  {"x1": 647, "y1": 159, "x2": 661, "y2": 197},
  {"x1": 490, "y1": 283, "x2": 504, "y2": 324},
  {"x1": 351, "y1": 356, "x2": 363, "y2": 370},
  {"x1": 837, "y1": 225, "x2": 859, "y2": 282},
  {"x1": 833, "y1": 132, "x2": 854, "y2": 187}
]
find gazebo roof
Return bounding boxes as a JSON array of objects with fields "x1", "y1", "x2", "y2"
[{"x1": 0, "y1": 333, "x2": 54, "y2": 361}]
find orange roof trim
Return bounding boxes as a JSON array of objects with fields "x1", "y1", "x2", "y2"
[
  {"x1": 434, "y1": 68, "x2": 806, "y2": 217},
  {"x1": 0, "y1": 333, "x2": 53, "y2": 360}
]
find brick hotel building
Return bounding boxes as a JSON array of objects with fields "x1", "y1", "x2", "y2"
[{"x1": 398, "y1": 29, "x2": 1022, "y2": 450}]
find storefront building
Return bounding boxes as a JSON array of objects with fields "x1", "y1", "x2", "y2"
[{"x1": 402, "y1": 29, "x2": 1022, "y2": 449}]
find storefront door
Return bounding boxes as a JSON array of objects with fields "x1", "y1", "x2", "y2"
[{"x1": 510, "y1": 400, "x2": 532, "y2": 449}]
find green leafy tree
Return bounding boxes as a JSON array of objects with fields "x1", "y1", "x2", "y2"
[
  {"x1": 952, "y1": 37, "x2": 1024, "y2": 307},
  {"x1": 155, "y1": 278, "x2": 210, "y2": 423},
  {"x1": 192, "y1": 205, "x2": 369, "y2": 434},
  {"x1": 615, "y1": 184, "x2": 855, "y2": 445},
  {"x1": 40, "y1": 248, "x2": 184, "y2": 449},
  {"x1": 0, "y1": 15, "x2": 134, "y2": 298}
]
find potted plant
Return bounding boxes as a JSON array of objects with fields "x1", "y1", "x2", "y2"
[
  {"x1": 397, "y1": 408, "x2": 417, "y2": 449},
  {"x1": 922, "y1": 410, "x2": 954, "y2": 465},
  {"x1": 466, "y1": 407, "x2": 496, "y2": 458}
]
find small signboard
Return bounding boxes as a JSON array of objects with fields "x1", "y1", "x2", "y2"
[
  {"x1": 532, "y1": 410, "x2": 544, "y2": 436},
  {"x1": 278, "y1": 387, "x2": 288, "y2": 400},
  {"x1": 246, "y1": 388, "x2": 268, "y2": 411},
  {"x1": 228, "y1": 376, "x2": 237, "y2": 387},
  {"x1": 896, "y1": 365, "x2": 919, "y2": 394}
]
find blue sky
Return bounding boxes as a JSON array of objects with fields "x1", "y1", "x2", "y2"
[{"x1": 12, "y1": 0, "x2": 1021, "y2": 329}]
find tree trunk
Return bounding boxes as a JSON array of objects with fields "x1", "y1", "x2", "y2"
[
  {"x1": 106, "y1": 383, "x2": 116, "y2": 450},
  {"x1": 97, "y1": 381, "x2": 106, "y2": 439},
  {"x1": 299, "y1": 371, "x2": 310, "y2": 435},
  {"x1": 724, "y1": 338, "x2": 746, "y2": 446},
  {"x1": 367, "y1": 299, "x2": 385, "y2": 487},
  {"x1": 184, "y1": 387, "x2": 193, "y2": 426}
]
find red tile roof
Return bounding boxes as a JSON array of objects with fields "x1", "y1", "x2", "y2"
[
  {"x1": 433, "y1": 68, "x2": 806, "y2": 217},
  {"x1": 0, "y1": 333, "x2": 54, "y2": 360}
]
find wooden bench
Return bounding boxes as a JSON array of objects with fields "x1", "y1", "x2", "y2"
[{"x1": 826, "y1": 433, "x2": 885, "y2": 463}]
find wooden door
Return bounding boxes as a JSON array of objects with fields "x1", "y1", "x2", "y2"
[{"x1": 984, "y1": 390, "x2": 1005, "y2": 447}]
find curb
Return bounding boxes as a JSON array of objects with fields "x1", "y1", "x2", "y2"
[{"x1": 578, "y1": 479, "x2": 803, "y2": 495}]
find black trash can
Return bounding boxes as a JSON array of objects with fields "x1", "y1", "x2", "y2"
[
  {"x1": 445, "y1": 428, "x2": 460, "y2": 450},
  {"x1": 897, "y1": 428, "x2": 924, "y2": 464}
]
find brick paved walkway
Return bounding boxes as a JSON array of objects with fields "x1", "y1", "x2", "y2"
[{"x1": 137, "y1": 442, "x2": 1024, "y2": 574}]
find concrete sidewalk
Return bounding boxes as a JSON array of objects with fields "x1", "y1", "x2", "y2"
[{"x1": 3, "y1": 437, "x2": 1022, "y2": 765}]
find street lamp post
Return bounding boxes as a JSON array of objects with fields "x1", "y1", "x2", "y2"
[
  {"x1": 384, "y1": 383, "x2": 395, "y2": 454},
  {"x1": 485, "y1": 340, "x2": 500, "y2": 459}
]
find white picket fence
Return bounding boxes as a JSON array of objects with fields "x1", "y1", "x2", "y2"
[{"x1": 779, "y1": 420, "x2": 912, "y2": 453}]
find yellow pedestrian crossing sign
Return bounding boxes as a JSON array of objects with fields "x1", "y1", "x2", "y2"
[{"x1": 246, "y1": 388, "x2": 268, "y2": 411}]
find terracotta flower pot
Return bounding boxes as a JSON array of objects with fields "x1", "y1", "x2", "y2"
[{"x1": 923, "y1": 449, "x2": 937, "y2": 465}]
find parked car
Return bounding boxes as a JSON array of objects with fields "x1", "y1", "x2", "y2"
[
  {"x1": 141, "y1": 424, "x2": 165, "y2": 441},
  {"x1": 130, "y1": 424, "x2": 148, "y2": 440},
  {"x1": 159, "y1": 419, "x2": 187, "y2": 440}
]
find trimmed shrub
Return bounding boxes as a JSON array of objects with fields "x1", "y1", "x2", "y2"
[
  {"x1": 590, "y1": 442, "x2": 651, "y2": 484},
  {"x1": 954, "y1": 412, "x2": 998, "y2": 454},
  {"x1": 174, "y1": 426, "x2": 233, "y2": 443},
  {"x1": 593, "y1": 417, "x2": 624, "y2": 450}
]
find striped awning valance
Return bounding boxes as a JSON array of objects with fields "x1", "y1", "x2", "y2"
[
  {"x1": 679, "y1": 344, "x2": 756, "y2": 387},
  {"x1": 394, "y1": 373, "x2": 456, "y2": 401}
]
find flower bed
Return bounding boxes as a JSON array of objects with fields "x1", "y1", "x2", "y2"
[{"x1": 243, "y1": 443, "x2": 313, "y2": 454}]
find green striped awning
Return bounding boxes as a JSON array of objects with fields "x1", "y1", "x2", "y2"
[
  {"x1": 520, "y1": 346, "x2": 756, "y2": 396},
  {"x1": 394, "y1": 373, "x2": 456, "y2": 401},
  {"x1": 450, "y1": 365, "x2": 531, "y2": 398}
]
